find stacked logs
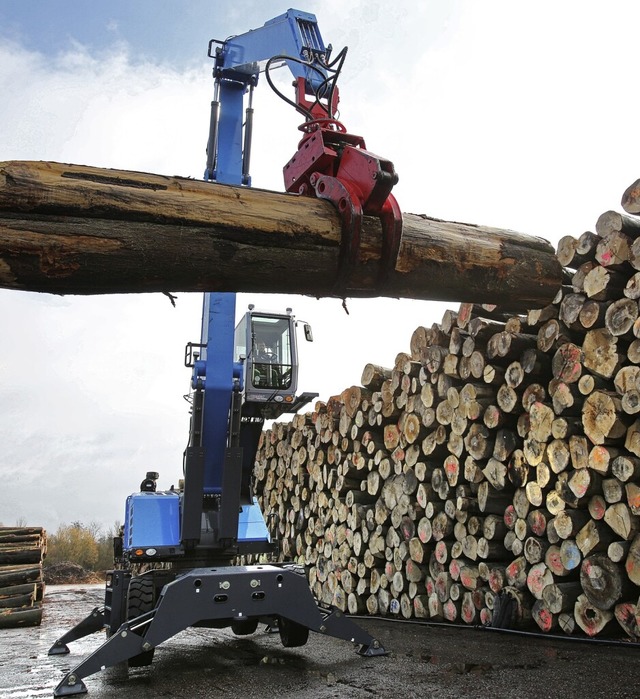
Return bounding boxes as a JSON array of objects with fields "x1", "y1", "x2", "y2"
[
  {"x1": 0, "y1": 527, "x2": 47, "y2": 628},
  {"x1": 251, "y1": 177, "x2": 640, "y2": 641}
]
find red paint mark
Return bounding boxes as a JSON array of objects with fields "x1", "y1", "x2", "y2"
[{"x1": 539, "y1": 607, "x2": 552, "y2": 631}]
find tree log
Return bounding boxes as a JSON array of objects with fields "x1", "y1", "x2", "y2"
[
  {"x1": 624, "y1": 534, "x2": 640, "y2": 585},
  {"x1": 614, "y1": 602, "x2": 640, "y2": 639},
  {"x1": 0, "y1": 606, "x2": 43, "y2": 629},
  {"x1": 621, "y1": 178, "x2": 640, "y2": 215},
  {"x1": 542, "y1": 581, "x2": 582, "y2": 614},
  {"x1": 0, "y1": 161, "x2": 562, "y2": 309},
  {"x1": 580, "y1": 555, "x2": 631, "y2": 610},
  {"x1": 574, "y1": 594, "x2": 613, "y2": 637},
  {"x1": 596, "y1": 210, "x2": 640, "y2": 239},
  {"x1": 532, "y1": 600, "x2": 558, "y2": 632}
]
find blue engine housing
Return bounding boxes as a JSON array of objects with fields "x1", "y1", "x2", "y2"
[
  {"x1": 123, "y1": 491, "x2": 271, "y2": 560},
  {"x1": 123, "y1": 491, "x2": 181, "y2": 555}
]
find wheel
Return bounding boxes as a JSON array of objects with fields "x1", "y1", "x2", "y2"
[
  {"x1": 231, "y1": 618, "x2": 259, "y2": 636},
  {"x1": 126, "y1": 576, "x2": 156, "y2": 668},
  {"x1": 278, "y1": 616, "x2": 309, "y2": 648}
]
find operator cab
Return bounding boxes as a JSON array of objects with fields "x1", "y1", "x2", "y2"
[{"x1": 234, "y1": 305, "x2": 315, "y2": 417}]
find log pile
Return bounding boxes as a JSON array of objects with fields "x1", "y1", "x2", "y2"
[
  {"x1": 251, "y1": 179, "x2": 640, "y2": 640},
  {"x1": 0, "y1": 527, "x2": 47, "y2": 628}
]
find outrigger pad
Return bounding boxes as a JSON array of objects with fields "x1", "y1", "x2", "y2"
[
  {"x1": 53, "y1": 676, "x2": 88, "y2": 697},
  {"x1": 357, "y1": 641, "x2": 387, "y2": 657},
  {"x1": 48, "y1": 641, "x2": 70, "y2": 655}
]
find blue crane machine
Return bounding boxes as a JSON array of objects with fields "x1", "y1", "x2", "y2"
[{"x1": 50, "y1": 9, "x2": 401, "y2": 696}]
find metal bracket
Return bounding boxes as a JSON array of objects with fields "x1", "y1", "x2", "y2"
[
  {"x1": 312, "y1": 173, "x2": 363, "y2": 295},
  {"x1": 50, "y1": 565, "x2": 386, "y2": 696},
  {"x1": 357, "y1": 640, "x2": 388, "y2": 657},
  {"x1": 312, "y1": 173, "x2": 402, "y2": 296},
  {"x1": 53, "y1": 676, "x2": 88, "y2": 697},
  {"x1": 377, "y1": 192, "x2": 403, "y2": 287}
]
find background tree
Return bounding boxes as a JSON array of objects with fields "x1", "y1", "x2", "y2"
[
  {"x1": 44, "y1": 520, "x2": 122, "y2": 573},
  {"x1": 45, "y1": 522, "x2": 99, "y2": 570},
  {"x1": 95, "y1": 521, "x2": 121, "y2": 572}
]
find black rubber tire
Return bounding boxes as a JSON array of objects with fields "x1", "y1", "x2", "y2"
[
  {"x1": 278, "y1": 616, "x2": 309, "y2": 647},
  {"x1": 231, "y1": 618, "x2": 259, "y2": 636},
  {"x1": 126, "y1": 576, "x2": 156, "y2": 668}
]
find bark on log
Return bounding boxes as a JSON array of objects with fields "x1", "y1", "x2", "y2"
[
  {"x1": 0, "y1": 591, "x2": 35, "y2": 609},
  {"x1": 0, "y1": 564, "x2": 43, "y2": 586},
  {"x1": 0, "y1": 606, "x2": 43, "y2": 629},
  {"x1": 0, "y1": 548, "x2": 44, "y2": 565},
  {"x1": 0, "y1": 161, "x2": 562, "y2": 309}
]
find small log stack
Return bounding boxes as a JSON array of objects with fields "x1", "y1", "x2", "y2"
[
  {"x1": 250, "y1": 177, "x2": 640, "y2": 641},
  {"x1": 0, "y1": 527, "x2": 47, "y2": 628}
]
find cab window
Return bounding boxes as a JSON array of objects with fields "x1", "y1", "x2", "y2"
[{"x1": 250, "y1": 316, "x2": 292, "y2": 390}]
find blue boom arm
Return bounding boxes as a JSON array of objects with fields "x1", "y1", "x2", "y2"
[
  {"x1": 195, "y1": 9, "x2": 327, "y2": 515},
  {"x1": 205, "y1": 8, "x2": 331, "y2": 185}
]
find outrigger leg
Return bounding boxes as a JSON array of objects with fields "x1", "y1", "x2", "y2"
[{"x1": 48, "y1": 606, "x2": 106, "y2": 656}]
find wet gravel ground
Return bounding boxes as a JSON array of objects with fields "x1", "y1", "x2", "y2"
[{"x1": 2, "y1": 584, "x2": 640, "y2": 699}]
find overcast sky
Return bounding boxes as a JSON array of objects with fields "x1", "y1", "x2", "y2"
[{"x1": 1, "y1": 1, "x2": 639, "y2": 532}]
